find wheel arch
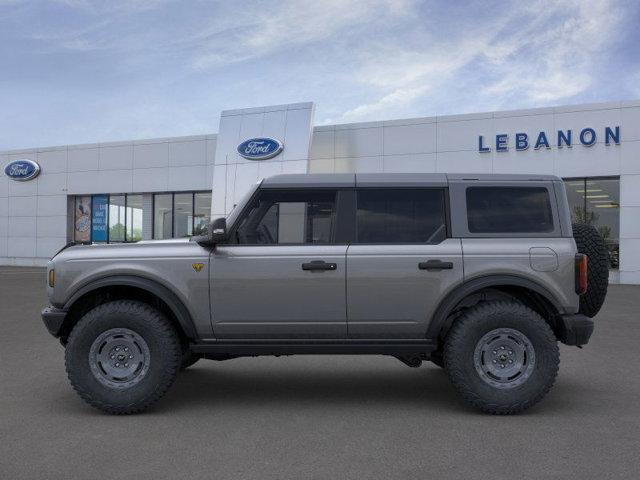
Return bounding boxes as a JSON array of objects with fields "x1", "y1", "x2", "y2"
[
  {"x1": 427, "y1": 274, "x2": 565, "y2": 341},
  {"x1": 59, "y1": 275, "x2": 197, "y2": 343}
]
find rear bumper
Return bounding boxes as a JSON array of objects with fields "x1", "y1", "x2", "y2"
[
  {"x1": 556, "y1": 313, "x2": 594, "y2": 346},
  {"x1": 41, "y1": 306, "x2": 67, "y2": 338}
]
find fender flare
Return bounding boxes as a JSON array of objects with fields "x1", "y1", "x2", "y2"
[
  {"x1": 426, "y1": 274, "x2": 565, "y2": 339},
  {"x1": 63, "y1": 275, "x2": 198, "y2": 339}
]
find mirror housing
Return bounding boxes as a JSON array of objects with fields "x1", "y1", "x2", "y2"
[{"x1": 194, "y1": 217, "x2": 227, "y2": 247}]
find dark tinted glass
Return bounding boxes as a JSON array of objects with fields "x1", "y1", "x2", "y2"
[
  {"x1": 466, "y1": 187, "x2": 554, "y2": 233},
  {"x1": 356, "y1": 189, "x2": 446, "y2": 243},
  {"x1": 235, "y1": 190, "x2": 336, "y2": 244}
]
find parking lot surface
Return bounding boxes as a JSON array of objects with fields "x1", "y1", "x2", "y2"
[{"x1": 1, "y1": 266, "x2": 639, "y2": 479}]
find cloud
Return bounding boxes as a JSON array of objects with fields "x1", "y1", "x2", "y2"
[{"x1": 334, "y1": 0, "x2": 626, "y2": 122}]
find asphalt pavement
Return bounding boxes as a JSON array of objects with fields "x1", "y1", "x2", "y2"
[{"x1": 1, "y1": 266, "x2": 639, "y2": 479}]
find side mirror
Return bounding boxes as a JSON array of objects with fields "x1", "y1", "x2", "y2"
[
  {"x1": 209, "y1": 217, "x2": 227, "y2": 244},
  {"x1": 194, "y1": 217, "x2": 227, "y2": 247}
]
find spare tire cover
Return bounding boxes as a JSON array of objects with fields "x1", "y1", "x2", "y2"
[{"x1": 572, "y1": 223, "x2": 609, "y2": 317}]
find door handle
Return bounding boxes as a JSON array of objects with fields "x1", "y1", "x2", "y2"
[
  {"x1": 419, "y1": 260, "x2": 453, "y2": 271},
  {"x1": 302, "y1": 260, "x2": 337, "y2": 271}
]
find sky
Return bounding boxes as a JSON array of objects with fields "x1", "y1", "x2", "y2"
[{"x1": 1, "y1": 0, "x2": 639, "y2": 150}]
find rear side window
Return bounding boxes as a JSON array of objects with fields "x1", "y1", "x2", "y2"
[
  {"x1": 356, "y1": 189, "x2": 447, "y2": 243},
  {"x1": 466, "y1": 187, "x2": 554, "y2": 233}
]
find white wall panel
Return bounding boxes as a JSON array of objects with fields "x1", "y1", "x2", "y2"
[
  {"x1": 8, "y1": 195, "x2": 36, "y2": 216},
  {"x1": 36, "y1": 149, "x2": 67, "y2": 174},
  {"x1": 7, "y1": 237, "x2": 36, "y2": 257},
  {"x1": 68, "y1": 147, "x2": 99, "y2": 171},
  {"x1": 167, "y1": 165, "x2": 209, "y2": 191},
  {"x1": 134, "y1": 142, "x2": 169, "y2": 169},
  {"x1": 309, "y1": 130, "x2": 334, "y2": 159},
  {"x1": 436, "y1": 150, "x2": 492, "y2": 173},
  {"x1": 133, "y1": 167, "x2": 169, "y2": 192},
  {"x1": 36, "y1": 237, "x2": 66, "y2": 258},
  {"x1": 99, "y1": 144, "x2": 133, "y2": 170},
  {"x1": 620, "y1": 107, "x2": 640, "y2": 142},
  {"x1": 335, "y1": 127, "x2": 382, "y2": 158},
  {"x1": 620, "y1": 140, "x2": 640, "y2": 174},
  {"x1": 383, "y1": 123, "x2": 436, "y2": 155},
  {"x1": 37, "y1": 173, "x2": 67, "y2": 196},
  {"x1": 169, "y1": 140, "x2": 206, "y2": 167},
  {"x1": 8, "y1": 217, "x2": 36, "y2": 237},
  {"x1": 37, "y1": 195, "x2": 68, "y2": 217},
  {"x1": 383, "y1": 153, "x2": 436, "y2": 173},
  {"x1": 68, "y1": 169, "x2": 133, "y2": 194},
  {"x1": 37, "y1": 215, "x2": 67, "y2": 237}
]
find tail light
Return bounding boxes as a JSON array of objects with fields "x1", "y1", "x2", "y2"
[{"x1": 575, "y1": 254, "x2": 588, "y2": 295}]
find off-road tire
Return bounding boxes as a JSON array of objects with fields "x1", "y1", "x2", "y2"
[
  {"x1": 180, "y1": 351, "x2": 201, "y2": 370},
  {"x1": 65, "y1": 300, "x2": 181, "y2": 414},
  {"x1": 430, "y1": 350, "x2": 444, "y2": 368},
  {"x1": 572, "y1": 223, "x2": 609, "y2": 318},
  {"x1": 444, "y1": 301, "x2": 559, "y2": 414}
]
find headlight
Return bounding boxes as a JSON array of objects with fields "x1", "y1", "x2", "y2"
[{"x1": 48, "y1": 269, "x2": 55, "y2": 288}]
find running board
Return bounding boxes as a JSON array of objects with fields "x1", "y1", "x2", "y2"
[{"x1": 190, "y1": 339, "x2": 437, "y2": 356}]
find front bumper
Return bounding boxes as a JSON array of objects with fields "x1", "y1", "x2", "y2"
[
  {"x1": 41, "y1": 306, "x2": 67, "y2": 338},
  {"x1": 556, "y1": 313, "x2": 594, "y2": 346}
]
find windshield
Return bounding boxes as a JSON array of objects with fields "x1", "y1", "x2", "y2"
[{"x1": 225, "y1": 182, "x2": 260, "y2": 229}]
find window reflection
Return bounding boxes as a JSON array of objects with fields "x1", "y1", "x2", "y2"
[{"x1": 564, "y1": 177, "x2": 619, "y2": 269}]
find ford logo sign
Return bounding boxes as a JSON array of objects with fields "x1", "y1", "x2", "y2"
[
  {"x1": 237, "y1": 137, "x2": 283, "y2": 160},
  {"x1": 4, "y1": 159, "x2": 41, "y2": 181}
]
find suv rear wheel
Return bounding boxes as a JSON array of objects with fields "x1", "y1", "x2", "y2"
[
  {"x1": 443, "y1": 301, "x2": 559, "y2": 414},
  {"x1": 65, "y1": 300, "x2": 181, "y2": 414}
]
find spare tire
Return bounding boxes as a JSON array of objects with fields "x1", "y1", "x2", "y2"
[{"x1": 572, "y1": 223, "x2": 609, "y2": 317}]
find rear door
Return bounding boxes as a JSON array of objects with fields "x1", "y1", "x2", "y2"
[
  {"x1": 211, "y1": 188, "x2": 349, "y2": 339},
  {"x1": 346, "y1": 188, "x2": 463, "y2": 338}
]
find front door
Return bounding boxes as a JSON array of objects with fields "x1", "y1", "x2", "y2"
[
  {"x1": 346, "y1": 188, "x2": 463, "y2": 338},
  {"x1": 211, "y1": 188, "x2": 347, "y2": 339}
]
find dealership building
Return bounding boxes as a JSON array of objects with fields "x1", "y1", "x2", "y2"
[{"x1": 1, "y1": 100, "x2": 639, "y2": 283}]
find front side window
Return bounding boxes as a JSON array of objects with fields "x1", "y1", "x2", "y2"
[
  {"x1": 234, "y1": 190, "x2": 336, "y2": 244},
  {"x1": 466, "y1": 187, "x2": 554, "y2": 234},
  {"x1": 356, "y1": 189, "x2": 446, "y2": 243}
]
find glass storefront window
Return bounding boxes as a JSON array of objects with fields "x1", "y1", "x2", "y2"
[
  {"x1": 126, "y1": 194, "x2": 143, "y2": 242},
  {"x1": 564, "y1": 177, "x2": 620, "y2": 269},
  {"x1": 154, "y1": 194, "x2": 172, "y2": 240},
  {"x1": 108, "y1": 195, "x2": 126, "y2": 242},
  {"x1": 72, "y1": 191, "x2": 212, "y2": 243},
  {"x1": 152, "y1": 191, "x2": 211, "y2": 239},
  {"x1": 74, "y1": 196, "x2": 92, "y2": 243},
  {"x1": 174, "y1": 193, "x2": 193, "y2": 237},
  {"x1": 194, "y1": 192, "x2": 212, "y2": 236}
]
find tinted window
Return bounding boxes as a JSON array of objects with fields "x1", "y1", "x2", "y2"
[
  {"x1": 235, "y1": 190, "x2": 336, "y2": 244},
  {"x1": 466, "y1": 187, "x2": 554, "y2": 233},
  {"x1": 356, "y1": 189, "x2": 446, "y2": 243}
]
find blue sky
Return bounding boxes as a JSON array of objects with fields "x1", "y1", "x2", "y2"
[{"x1": 1, "y1": 0, "x2": 639, "y2": 150}]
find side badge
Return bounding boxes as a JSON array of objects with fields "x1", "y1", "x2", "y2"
[{"x1": 192, "y1": 263, "x2": 204, "y2": 273}]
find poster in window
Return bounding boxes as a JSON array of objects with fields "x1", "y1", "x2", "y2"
[
  {"x1": 91, "y1": 195, "x2": 108, "y2": 242},
  {"x1": 74, "y1": 196, "x2": 92, "y2": 242}
]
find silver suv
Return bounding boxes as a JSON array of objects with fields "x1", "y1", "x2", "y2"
[{"x1": 41, "y1": 173, "x2": 608, "y2": 414}]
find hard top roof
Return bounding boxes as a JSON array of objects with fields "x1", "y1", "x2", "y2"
[{"x1": 260, "y1": 173, "x2": 560, "y2": 188}]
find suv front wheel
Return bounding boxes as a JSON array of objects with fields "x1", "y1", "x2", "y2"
[
  {"x1": 443, "y1": 301, "x2": 559, "y2": 414},
  {"x1": 65, "y1": 300, "x2": 181, "y2": 414}
]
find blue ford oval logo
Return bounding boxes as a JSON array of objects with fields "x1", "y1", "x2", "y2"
[
  {"x1": 4, "y1": 159, "x2": 41, "y2": 181},
  {"x1": 237, "y1": 137, "x2": 283, "y2": 160}
]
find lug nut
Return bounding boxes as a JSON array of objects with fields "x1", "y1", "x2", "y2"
[
  {"x1": 124, "y1": 363, "x2": 128, "y2": 367},
  {"x1": 493, "y1": 350, "x2": 497, "y2": 355},
  {"x1": 115, "y1": 363, "x2": 120, "y2": 367},
  {"x1": 129, "y1": 355, "x2": 133, "y2": 359}
]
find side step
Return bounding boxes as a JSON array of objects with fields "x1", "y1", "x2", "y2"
[{"x1": 190, "y1": 339, "x2": 437, "y2": 356}]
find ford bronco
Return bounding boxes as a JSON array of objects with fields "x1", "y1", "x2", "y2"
[{"x1": 41, "y1": 173, "x2": 608, "y2": 414}]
